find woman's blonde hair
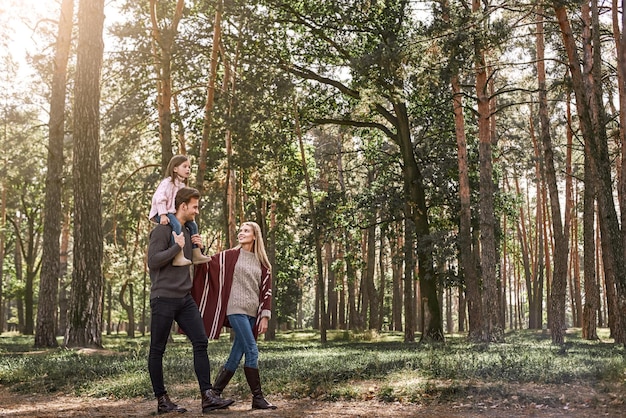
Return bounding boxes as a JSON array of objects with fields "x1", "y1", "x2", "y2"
[{"x1": 237, "y1": 221, "x2": 272, "y2": 271}]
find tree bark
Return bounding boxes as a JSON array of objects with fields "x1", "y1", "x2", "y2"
[
  {"x1": 295, "y1": 102, "x2": 327, "y2": 342},
  {"x1": 554, "y1": 1, "x2": 626, "y2": 344},
  {"x1": 536, "y1": 3, "x2": 569, "y2": 345},
  {"x1": 473, "y1": 0, "x2": 502, "y2": 341},
  {"x1": 149, "y1": 0, "x2": 185, "y2": 172},
  {"x1": 196, "y1": 0, "x2": 223, "y2": 194},
  {"x1": 451, "y1": 74, "x2": 481, "y2": 340},
  {"x1": 35, "y1": 0, "x2": 74, "y2": 348},
  {"x1": 65, "y1": 0, "x2": 105, "y2": 348}
]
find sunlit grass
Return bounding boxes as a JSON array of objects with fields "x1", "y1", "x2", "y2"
[{"x1": 0, "y1": 328, "x2": 624, "y2": 403}]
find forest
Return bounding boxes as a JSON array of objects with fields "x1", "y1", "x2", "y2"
[{"x1": 1, "y1": 0, "x2": 626, "y2": 350}]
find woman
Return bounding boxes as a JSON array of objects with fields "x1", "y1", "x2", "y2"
[{"x1": 191, "y1": 221, "x2": 277, "y2": 410}]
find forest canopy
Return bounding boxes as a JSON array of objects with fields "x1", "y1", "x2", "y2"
[{"x1": 0, "y1": 0, "x2": 625, "y2": 349}]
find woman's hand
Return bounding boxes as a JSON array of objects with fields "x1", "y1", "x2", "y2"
[{"x1": 257, "y1": 317, "x2": 269, "y2": 334}]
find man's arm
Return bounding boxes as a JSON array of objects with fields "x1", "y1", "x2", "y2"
[{"x1": 147, "y1": 226, "x2": 180, "y2": 270}]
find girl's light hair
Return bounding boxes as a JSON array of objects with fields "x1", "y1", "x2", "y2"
[
  {"x1": 165, "y1": 155, "x2": 189, "y2": 184},
  {"x1": 236, "y1": 221, "x2": 272, "y2": 271}
]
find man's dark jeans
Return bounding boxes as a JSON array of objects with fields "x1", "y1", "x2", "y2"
[{"x1": 148, "y1": 294, "x2": 211, "y2": 397}]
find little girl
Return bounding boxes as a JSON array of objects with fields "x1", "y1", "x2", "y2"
[{"x1": 149, "y1": 155, "x2": 212, "y2": 266}]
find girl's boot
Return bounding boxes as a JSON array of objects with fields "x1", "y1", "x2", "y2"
[
  {"x1": 192, "y1": 248, "x2": 212, "y2": 265},
  {"x1": 172, "y1": 249, "x2": 192, "y2": 266}
]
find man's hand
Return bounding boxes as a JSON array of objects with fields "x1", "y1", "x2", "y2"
[
  {"x1": 190, "y1": 234, "x2": 204, "y2": 250},
  {"x1": 172, "y1": 231, "x2": 185, "y2": 248}
]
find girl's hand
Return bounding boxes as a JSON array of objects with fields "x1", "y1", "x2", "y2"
[
  {"x1": 160, "y1": 215, "x2": 169, "y2": 225},
  {"x1": 257, "y1": 317, "x2": 269, "y2": 334}
]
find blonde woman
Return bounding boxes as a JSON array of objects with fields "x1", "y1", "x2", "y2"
[{"x1": 192, "y1": 221, "x2": 277, "y2": 410}]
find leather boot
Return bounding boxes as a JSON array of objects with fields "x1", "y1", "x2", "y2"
[
  {"x1": 212, "y1": 366, "x2": 235, "y2": 397},
  {"x1": 201, "y1": 388, "x2": 234, "y2": 413},
  {"x1": 192, "y1": 248, "x2": 212, "y2": 265},
  {"x1": 172, "y1": 249, "x2": 192, "y2": 266},
  {"x1": 157, "y1": 393, "x2": 187, "y2": 414},
  {"x1": 244, "y1": 366, "x2": 277, "y2": 410}
]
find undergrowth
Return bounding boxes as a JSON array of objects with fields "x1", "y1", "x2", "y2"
[{"x1": 0, "y1": 329, "x2": 623, "y2": 403}]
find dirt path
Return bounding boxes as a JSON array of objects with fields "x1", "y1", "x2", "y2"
[{"x1": 1, "y1": 384, "x2": 623, "y2": 418}]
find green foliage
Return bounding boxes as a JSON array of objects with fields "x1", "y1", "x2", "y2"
[{"x1": 1, "y1": 330, "x2": 623, "y2": 402}]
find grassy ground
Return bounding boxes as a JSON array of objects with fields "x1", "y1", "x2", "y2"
[{"x1": 0, "y1": 328, "x2": 624, "y2": 416}]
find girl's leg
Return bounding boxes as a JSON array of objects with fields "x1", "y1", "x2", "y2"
[{"x1": 185, "y1": 221, "x2": 199, "y2": 248}]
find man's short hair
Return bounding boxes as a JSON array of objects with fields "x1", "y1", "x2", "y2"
[{"x1": 175, "y1": 187, "x2": 200, "y2": 210}]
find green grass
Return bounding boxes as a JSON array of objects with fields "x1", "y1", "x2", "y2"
[{"x1": 0, "y1": 328, "x2": 624, "y2": 404}]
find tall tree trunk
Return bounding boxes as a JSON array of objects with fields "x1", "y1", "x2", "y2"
[
  {"x1": 451, "y1": 74, "x2": 481, "y2": 340},
  {"x1": 196, "y1": 0, "x2": 223, "y2": 193},
  {"x1": 149, "y1": 0, "x2": 185, "y2": 172},
  {"x1": 295, "y1": 102, "x2": 327, "y2": 342},
  {"x1": 266, "y1": 200, "x2": 277, "y2": 339},
  {"x1": 364, "y1": 171, "x2": 379, "y2": 330},
  {"x1": 0, "y1": 182, "x2": 5, "y2": 332},
  {"x1": 393, "y1": 102, "x2": 443, "y2": 342},
  {"x1": 511, "y1": 173, "x2": 534, "y2": 329},
  {"x1": 35, "y1": 0, "x2": 74, "y2": 348},
  {"x1": 326, "y1": 242, "x2": 338, "y2": 329},
  {"x1": 392, "y1": 226, "x2": 403, "y2": 332},
  {"x1": 613, "y1": 0, "x2": 626, "y2": 244},
  {"x1": 536, "y1": 3, "x2": 569, "y2": 344},
  {"x1": 65, "y1": 0, "x2": 105, "y2": 348},
  {"x1": 58, "y1": 209, "x2": 71, "y2": 336},
  {"x1": 554, "y1": 1, "x2": 626, "y2": 344},
  {"x1": 473, "y1": 0, "x2": 502, "y2": 341},
  {"x1": 403, "y1": 208, "x2": 415, "y2": 342}
]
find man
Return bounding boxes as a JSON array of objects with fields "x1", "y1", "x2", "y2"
[{"x1": 147, "y1": 187, "x2": 233, "y2": 414}]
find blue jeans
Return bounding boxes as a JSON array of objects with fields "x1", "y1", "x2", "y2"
[
  {"x1": 224, "y1": 314, "x2": 259, "y2": 371},
  {"x1": 148, "y1": 294, "x2": 211, "y2": 396},
  {"x1": 153, "y1": 214, "x2": 199, "y2": 248}
]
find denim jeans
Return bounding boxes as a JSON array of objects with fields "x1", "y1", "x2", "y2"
[
  {"x1": 224, "y1": 314, "x2": 259, "y2": 371},
  {"x1": 148, "y1": 294, "x2": 211, "y2": 396},
  {"x1": 153, "y1": 214, "x2": 199, "y2": 248}
]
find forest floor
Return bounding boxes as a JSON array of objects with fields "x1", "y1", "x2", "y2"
[{"x1": 1, "y1": 379, "x2": 624, "y2": 417}]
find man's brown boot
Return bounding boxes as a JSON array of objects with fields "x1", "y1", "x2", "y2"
[
  {"x1": 201, "y1": 389, "x2": 234, "y2": 413},
  {"x1": 157, "y1": 394, "x2": 187, "y2": 414}
]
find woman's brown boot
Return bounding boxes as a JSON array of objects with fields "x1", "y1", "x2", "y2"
[
  {"x1": 212, "y1": 366, "x2": 235, "y2": 397},
  {"x1": 243, "y1": 366, "x2": 277, "y2": 410}
]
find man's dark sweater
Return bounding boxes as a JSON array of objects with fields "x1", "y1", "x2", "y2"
[{"x1": 148, "y1": 224, "x2": 193, "y2": 299}]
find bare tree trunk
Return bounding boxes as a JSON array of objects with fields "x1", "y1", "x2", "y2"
[
  {"x1": 266, "y1": 201, "x2": 277, "y2": 340},
  {"x1": 364, "y1": 173, "x2": 379, "y2": 330},
  {"x1": 295, "y1": 101, "x2": 327, "y2": 342},
  {"x1": 196, "y1": 0, "x2": 223, "y2": 193},
  {"x1": 451, "y1": 74, "x2": 480, "y2": 340},
  {"x1": 326, "y1": 242, "x2": 338, "y2": 329},
  {"x1": 536, "y1": 3, "x2": 569, "y2": 344},
  {"x1": 613, "y1": 0, "x2": 626, "y2": 244},
  {"x1": 403, "y1": 209, "x2": 415, "y2": 342},
  {"x1": 65, "y1": 0, "x2": 105, "y2": 348},
  {"x1": 0, "y1": 182, "x2": 5, "y2": 332},
  {"x1": 392, "y1": 226, "x2": 403, "y2": 332},
  {"x1": 511, "y1": 173, "x2": 533, "y2": 329},
  {"x1": 35, "y1": 0, "x2": 73, "y2": 348},
  {"x1": 554, "y1": 0, "x2": 626, "y2": 344},
  {"x1": 149, "y1": 0, "x2": 185, "y2": 172},
  {"x1": 57, "y1": 209, "x2": 71, "y2": 336},
  {"x1": 474, "y1": 4, "x2": 502, "y2": 341}
]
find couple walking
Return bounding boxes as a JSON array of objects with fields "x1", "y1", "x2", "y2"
[{"x1": 147, "y1": 158, "x2": 276, "y2": 414}]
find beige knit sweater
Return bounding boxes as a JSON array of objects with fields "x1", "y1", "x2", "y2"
[{"x1": 226, "y1": 249, "x2": 263, "y2": 317}]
